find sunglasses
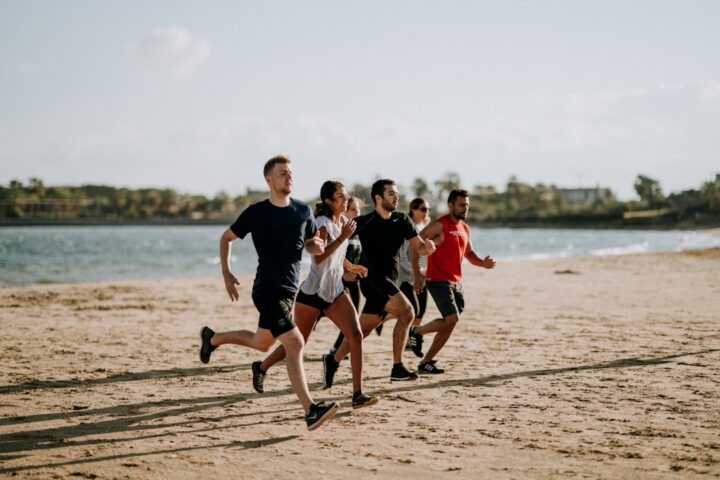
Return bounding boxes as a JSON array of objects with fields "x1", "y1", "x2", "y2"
[{"x1": 418, "y1": 207, "x2": 430, "y2": 212}]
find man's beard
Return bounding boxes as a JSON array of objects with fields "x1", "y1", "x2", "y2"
[{"x1": 381, "y1": 200, "x2": 396, "y2": 212}]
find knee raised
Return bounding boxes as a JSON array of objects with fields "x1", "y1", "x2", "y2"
[
  {"x1": 445, "y1": 315, "x2": 460, "y2": 328},
  {"x1": 399, "y1": 305, "x2": 414, "y2": 323},
  {"x1": 283, "y1": 335, "x2": 305, "y2": 353}
]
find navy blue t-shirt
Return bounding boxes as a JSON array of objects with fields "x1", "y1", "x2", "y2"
[{"x1": 230, "y1": 198, "x2": 317, "y2": 296}]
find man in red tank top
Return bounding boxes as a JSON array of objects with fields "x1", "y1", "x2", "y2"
[{"x1": 408, "y1": 189, "x2": 495, "y2": 374}]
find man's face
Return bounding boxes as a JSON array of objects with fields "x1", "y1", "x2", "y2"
[
  {"x1": 379, "y1": 184, "x2": 399, "y2": 212},
  {"x1": 450, "y1": 196, "x2": 469, "y2": 220},
  {"x1": 266, "y1": 163, "x2": 293, "y2": 195}
]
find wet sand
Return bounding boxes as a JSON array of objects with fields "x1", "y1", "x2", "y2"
[{"x1": 1, "y1": 249, "x2": 718, "y2": 479}]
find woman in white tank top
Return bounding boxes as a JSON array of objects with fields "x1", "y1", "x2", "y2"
[{"x1": 253, "y1": 181, "x2": 378, "y2": 409}]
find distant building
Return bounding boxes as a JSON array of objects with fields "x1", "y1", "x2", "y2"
[{"x1": 556, "y1": 186, "x2": 614, "y2": 206}]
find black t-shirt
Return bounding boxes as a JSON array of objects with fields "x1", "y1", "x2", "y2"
[
  {"x1": 345, "y1": 238, "x2": 362, "y2": 265},
  {"x1": 230, "y1": 198, "x2": 317, "y2": 296},
  {"x1": 354, "y1": 211, "x2": 417, "y2": 282}
]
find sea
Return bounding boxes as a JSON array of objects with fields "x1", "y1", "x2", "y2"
[{"x1": 1, "y1": 226, "x2": 718, "y2": 287}]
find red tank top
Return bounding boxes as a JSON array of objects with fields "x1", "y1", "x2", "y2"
[{"x1": 425, "y1": 215, "x2": 470, "y2": 284}]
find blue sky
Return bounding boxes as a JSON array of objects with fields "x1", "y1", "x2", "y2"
[{"x1": 1, "y1": 1, "x2": 718, "y2": 200}]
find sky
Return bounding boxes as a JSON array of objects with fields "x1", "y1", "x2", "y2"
[{"x1": 1, "y1": 1, "x2": 718, "y2": 201}]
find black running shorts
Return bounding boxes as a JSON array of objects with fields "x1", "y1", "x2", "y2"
[
  {"x1": 359, "y1": 276, "x2": 400, "y2": 315},
  {"x1": 251, "y1": 292, "x2": 296, "y2": 338},
  {"x1": 296, "y1": 289, "x2": 344, "y2": 311},
  {"x1": 399, "y1": 282, "x2": 428, "y2": 319}
]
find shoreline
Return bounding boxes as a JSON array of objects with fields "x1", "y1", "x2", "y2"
[
  {"x1": 2, "y1": 218, "x2": 720, "y2": 231},
  {"x1": 2, "y1": 246, "x2": 719, "y2": 290}
]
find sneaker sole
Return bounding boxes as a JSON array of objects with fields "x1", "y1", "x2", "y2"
[
  {"x1": 390, "y1": 375, "x2": 418, "y2": 381},
  {"x1": 352, "y1": 397, "x2": 379, "y2": 410},
  {"x1": 199, "y1": 326, "x2": 212, "y2": 364},
  {"x1": 307, "y1": 403, "x2": 339, "y2": 431}
]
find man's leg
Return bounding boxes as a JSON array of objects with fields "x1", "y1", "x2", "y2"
[
  {"x1": 419, "y1": 313, "x2": 459, "y2": 364},
  {"x1": 260, "y1": 303, "x2": 319, "y2": 373},
  {"x1": 210, "y1": 327, "x2": 276, "y2": 352},
  {"x1": 383, "y1": 292, "x2": 415, "y2": 364},
  {"x1": 277, "y1": 327, "x2": 313, "y2": 414}
]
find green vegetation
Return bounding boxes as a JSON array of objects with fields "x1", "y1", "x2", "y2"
[{"x1": 2, "y1": 173, "x2": 719, "y2": 227}]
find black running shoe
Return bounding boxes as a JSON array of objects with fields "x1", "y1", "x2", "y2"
[
  {"x1": 251, "y1": 361, "x2": 266, "y2": 393},
  {"x1": 390, "y1": 363, "x2": 418, "y2": 381},
  {"x1": 352, "y1": 392, "x2": 379, "y2": 409},
  {"x1": 322, "y1": 353, "x2": 339, "y2": 389},
  {"x1": 409, "y1": 327, "x2": 424, "y2": 358},
  {"x1": 418, "y1": 360, "x2": 445, "y2": 374},
  {"x1": 306, "y1": 401, "x2": 339, "y2": 431},
  {"x1": 199, "y1": 326, "x2": 216, "y2": 364}
]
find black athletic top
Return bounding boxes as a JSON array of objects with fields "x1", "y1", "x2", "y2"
[
  {"x1": 230, "y1": 198, "x2": 317, "y2": 296},
  {"x1": 354, "y1": 211, "x2": 417, "y2": 282}
]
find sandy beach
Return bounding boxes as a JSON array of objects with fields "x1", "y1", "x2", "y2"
[{"x1": 1, "y1": 249, "x2": 718, "y2": 479}]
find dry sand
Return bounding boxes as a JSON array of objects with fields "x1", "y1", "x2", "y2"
[{"x1": 1, "y1": 249, "x2": 718, "y2": 479}]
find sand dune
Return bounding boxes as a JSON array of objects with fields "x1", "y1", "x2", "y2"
[{"x1": 1, "y1": 250, "x2": 718, "y2": 478}]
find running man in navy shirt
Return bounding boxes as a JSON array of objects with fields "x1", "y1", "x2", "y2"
[{"x1": 198, "y1": 155, "x2": 339, "y2": 431}]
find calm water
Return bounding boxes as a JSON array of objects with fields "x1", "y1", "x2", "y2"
[{"x1": 1, "y1": 226, "x2": 718, "y2": 287}]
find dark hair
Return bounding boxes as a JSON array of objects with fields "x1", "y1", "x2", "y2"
[
  {"x1": 314, "y1": 180, "x2": 344, "y2": 218},
  {"x1": 448, "y1": 189, "x2": 469, "y2": 204},
  {"x1": 408, "y1": 197, "x2": 426, "y2": 214},
  {"x1": 263, "y1": 155, "x2": 291, "y2": 177},
  {"x1": 370, "y1": 179, "x2": 395, "y2": 206}
]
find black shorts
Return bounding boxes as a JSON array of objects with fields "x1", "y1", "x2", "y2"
[
  {"x1": 400, "y1": 282, "x2": 428, "y2": 319},
  {"x1": 251, "y1": 292, "x2": 296, "y2": 338},
  {"x1": 296, "y1": 289, "x2": 343, "y2": 311},
  {"x1": 359, "y1": 276, "x2": 400, "y2": 316},
  {"x1": 426, "y1": 281, "x2": 464, "y2": 318}
]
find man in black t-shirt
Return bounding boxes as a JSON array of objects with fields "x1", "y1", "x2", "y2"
[
  {"x1": 322, "y1": 179, "x2": 436, "y2": 385},
  {"x1": 198, "y1": 155, "x2": 339, "y2": 431}
]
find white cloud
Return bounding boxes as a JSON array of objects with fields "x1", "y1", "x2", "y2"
[{"x1": 132, "y1": 25, "x2": 210, "y2": 79}]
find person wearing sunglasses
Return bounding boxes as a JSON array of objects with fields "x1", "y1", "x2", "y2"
[{"x1": 397, "y1": 198, "x2": 432, "y2": 357}]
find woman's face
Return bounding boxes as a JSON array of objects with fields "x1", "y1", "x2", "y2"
[
  {"x1": 413, "y1": 201, "x2": 431, "y2": 223},
  {"x1": 346, "y1": 199, "x2": 361, "y2": 219},
  {"x1": 328, "y1": 186, "x2": 349, "y2": 214}
]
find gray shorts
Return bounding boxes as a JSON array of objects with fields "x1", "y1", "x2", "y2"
[{"x1": 426, "y1": 281, "x2": 464, "y2": 318}]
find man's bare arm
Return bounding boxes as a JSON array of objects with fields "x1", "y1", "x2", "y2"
[
  {"x1": 220, "y1": 228, "x2": 240, "y2": 301},
  {"x1": 465, "y1": 239, "x2": 495, "y2": 269}
]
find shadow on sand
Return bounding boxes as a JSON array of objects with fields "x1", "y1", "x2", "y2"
[{"x1": 1, "y1": 348, "x2": 716, "y2": 474}]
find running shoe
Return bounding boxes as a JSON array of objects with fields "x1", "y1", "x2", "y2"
[
  {"x1": 352, "y1": 392, "x2": 379, "y2": 409},
  {"x1": 251, "y1": 361, "x2": 266, "y2": 393},
  {"x1": 322, "y1": 353, "x2": 339, "y2": 389},
  {"x1": 418, "y1": 360, "x2": 445, "y2": 374},
  {"x1": 390, "y1": 363, "x2": 418, "y2": 381},
  {"x1": 409, "y1": 327, "x2": 424, "y2": 358},
  {"x1": 306, "y1": 401, "x2": 339, "y2": 431},
  {"x1": 199, "y1": 326, "x2": 216, "y2": 364}
]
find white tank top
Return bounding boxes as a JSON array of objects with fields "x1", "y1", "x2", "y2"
[{"x1": 299, "y1": 215, "x2": 347, "y2": 302}]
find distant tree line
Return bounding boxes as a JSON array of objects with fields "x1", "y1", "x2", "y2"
[{"x1": 1, "y1": 173, "x2": 719, "y2": 226}]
